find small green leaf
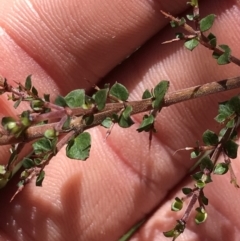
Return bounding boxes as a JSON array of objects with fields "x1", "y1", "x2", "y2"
[
  {"x1": 62, "y1": 116, "x2": 71, "y2": 130},
  {"x1": 44, "y1": 129, "x2": 57, "y2": 139},
  {"x1": 101, "y1": 117, "x2": 112, "y2": 128},
  {"x1": 202, "y1": 130, "x2": 218, "y2": 146},
  {"x1": 213, "y1": 163, "x2": 229, "y2": 175},
  {"x1": 152, "y1": 80, "x2": 169, "y2": 110},
  {"x1": 215, "y1": 101, "x2": 234, "y2": 123},
  {"x1": 25, "y1": 75, "x2": 32, "y2": 90},
  {"x1": 23, "y1": 158, "x2": 35, "y2": 169},
  {"x1": 30, "y1": 100, "x2": 44, "y2": 112},
  {"x1": 228, "y1": 96, "x2": 240, "y2": 114},
  {"x1": 163, "y1": 221, "x2": 185, "y2": 239},
  {"x1": 1, "y1": 117, "x2": 22, "y2": 136},
  {"x1": 213, "y1": 45, "x2": 231, "y2": 65},
  {"x1": 64, "y1": 89, "x2": 85, "y2": 108},
  {"x1": 171, "y1": 197, "x2": 183, "y2": 211},
  {"x1": 55, "y1": 95, "x2": 67, "y2": 107},
  {"x1": 179, "y1": 17, "x2": 186, "y2": 26},
  {"x1": 83, "y1": 115, "x2": 94, "y2": 125},
  {"x1": 94, "y1": 88, "x2": 108, "y2": 110},
  {"x1": 176, "y1": 32, "x2": 185, "y2": 39},
  {"x1": 142, "y1": 89, "x2": 152, "y2": 99},
  {"x1": 118, "y1": 105, "x2": 134, "y2": 128},
  {"x1": 182, "y1": 187, "x2": 192, "y2": 195},
  {"x1": 44, "y1": 94, "x2": 50, "y2": 102},
  {"x1": 109, "y1": 82, "x2": 129, "y2": 101},
  {"x1": 223, "y1": 140, "x2": 238, "y2": 159},
  {"x1": 170, "y1": 20, "x2": 178, "y2": 28},
  {"x1": 32, "y1": 86, "x2": 38, "y2": 96},
  {"x1": 195, "y1": 180, "x2": 206, "y2": 188},
  {"x1": 190, "y1": 150, "x2": 200, "y2": 159},
  {"x1": 187, "y1": 0, "x2": 198, "y2": 7},
  {"x1": 66, "y1": 132, "x2": 91, "y2": 160},
  {"x1": 200, "y1": 156, "x2": 214, "y2": 171},
  {"x1": 201, "y1": 194, "x2": 208, "y2": 205},
  {"x1": 207, "y1": 33, "x2": 217, "y2": 47},
  {"x1": 226, "y1": 119, "x2": 235, "y2": 128},
  {"x1": 192, "y1": 171, "x2": 203, "y2": 181},
  {"x1": 195, "y1": 207, "x2": 207, "y2": 224},
  {"x1": 13, "y1": 99, "x2": 22, "y2": 109},
  {"x1": 137, "y1": 114, "x2": 154, "y2": 132},
  {"x1": 184, "y1": 39, "x2": 199, "y2": 51},
  {"x1": 0, "y1": 165, "x2": 6, "y2": 175},
  {"x1": 186, "y1": 14, "x2": 194, "y2": 21},
  {"x1": 36, "y1": 170, "x2": 45, "y2": 186},
  {"x1": 1, "y1": 117, "x2": 16, "y2": 129},
  {"x1": 163, "y1": 229, "x2": 175, "y2": 238},
  {"x1": 199, "y1": 14, "x2": 216, "y2": 32},
  {"x1": 32, "y1": 138, "x2": 52, "y2": 155},
  {"x1": 212, "y1": 50, "x2": 220, "y2": 59},
  {"x1": 214, "y1": 113, "x2": 226, "y2": 123},
  {"x1": 217, "y1": 54, "x2": 231, "y2": 65}
]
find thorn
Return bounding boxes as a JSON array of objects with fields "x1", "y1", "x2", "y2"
[
  {"x1": 10, "y1": 184, "x2": 24, "y2": 202},
  {"x1": 162, "y1": 38, "x2": 181, "y2": 44},
  {"x1": 173, "y1": 147, "x2": 194, "y2": 155},
  {"x1": 105, "y1": 123, "x2": 115, "y2": 140},
  {"x1": 148, "y1": 130, "x2": 153, "y2": 150}
]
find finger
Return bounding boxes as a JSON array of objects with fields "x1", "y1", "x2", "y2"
[
  {"x1": 0, "y1": 0, "x2": 188, "y2": 92},
  {"x1": 104, "y1": 1, "x2": 240, "y2": 240},
  {"x1": 0, "y1": 0, "x2": 188, "y2": 161},
  {"x1": 1, "y1": 1, "x2": 239, "y2": 241},
  {"x1": 0, "y1": 1, "x2": 192, "y2": 241}
]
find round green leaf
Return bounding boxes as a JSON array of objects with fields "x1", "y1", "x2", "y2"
[
  {"x1": 163, "y1": 229, "x2": 175, "y2": 238},
  {"x1": 200, "y1": 156, "x2": 214, "y2": 171},
  {"x1": 23, "y1": 158, "x2": 35, "y2": 169},
  {"x1": 184, "y1": 39, "x2": 199, "y2": 51},
  {"x1": 152, "y1": 80, "x2": 169, "y2": 109},
  {"x1": 182, "y1": 187, "x2": 192, "y2": 195},
  {"x1": 94, "y1": 88, "x2": 108, "y2": 110},
  {"x1": 171, "y1": 197, "x2": 183, "y2": 211},
  {"x1": 190, "y1": 150, "x2": 200, "y2": 159},
  {"x1": 118, "y1": 105, "x2": 134, "y2": 128},
  {"x1": 224, "y1": 139, "x2": 238, "y2": 159},
  {"x1": 202, "y1": 129, "x2": 218, "y2": 146},
  {"x1": 66, "y1": 132, "x2": 91, "y2": 160},
  {"x1": 36, "y1": 170, "x2": 45, "y2": 186},
  {"x1": 32, "y1": 138, "x2": 52, "y2": 155},
  {"x1": 213, "y1": 163, "x2": 229, "y2": 175},
  {"x1": 101, "y1": 117, "x2": 112, "y2": 128},
  {"x1": 207, "y1": 33, "x2": 217, "y2": 47},
  {"x1": 142, "y1": 89, "x2": 152, "y2": 99},
  {"x1": 199, "y1": 14, "x2": 216, "y2": 32},
  {"x1": 55, "y1": 95, "x2": 67, "y2": 107},
  {"x1": 195, "y1": 207, "x2": 207, "y2": 224},
  {"x1": 64, "y1": 89, "x2": 85, "y2": 108},
  {"x1": 109, "y1": 82, "x2": 129, "y2": 101},
  {"x1": 137, "y1": 114, "x2": 154, "y2": 132}
]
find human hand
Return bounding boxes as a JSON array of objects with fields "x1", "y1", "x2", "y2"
[{"x1": 0, "y1": 0, "x2": 240, "y2": 241}]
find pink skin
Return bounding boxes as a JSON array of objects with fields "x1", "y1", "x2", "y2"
[{"x1": 0, "y1": 0, "x2": 240, "y2": 241}]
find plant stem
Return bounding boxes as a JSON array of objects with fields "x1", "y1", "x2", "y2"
[
  {"x1": 0, "y1": 76, "x2": 240, "y2": 146},
  {"x1": 160, "y1": 10, "x2": 240, "y2": 66}
]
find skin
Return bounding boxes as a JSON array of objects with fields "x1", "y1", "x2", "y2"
[{"x1": 0, "y1": 0, "x2": 240, "y2": 240}]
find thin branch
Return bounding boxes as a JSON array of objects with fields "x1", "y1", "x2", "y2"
[
  {"x1": 160, "y1": 10, "x2": 240, "y2": 66},
  {"x1": 0, "y1": 76, "x2": 240, "y2": 146}
]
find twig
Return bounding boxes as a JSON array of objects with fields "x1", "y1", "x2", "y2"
[
  {"x1": 0, "y1": 76, "x2": 240, "y2": 146},
  {"x1": 160, "y1": 10, "x2": 240, "y2": 66}
]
